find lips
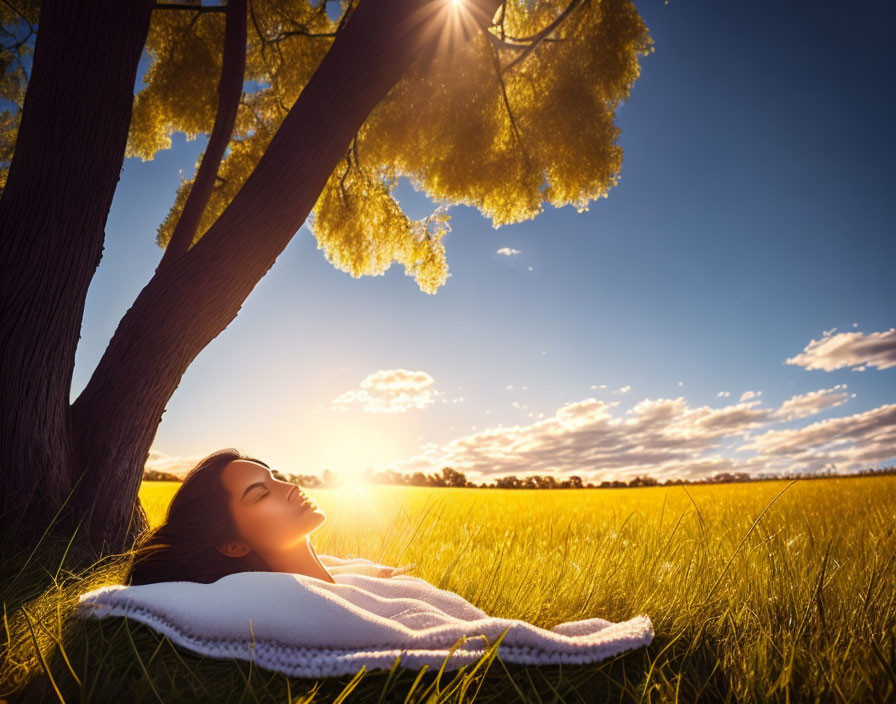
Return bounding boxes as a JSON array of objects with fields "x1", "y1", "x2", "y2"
[{"x1": 291, "y1": 486, "x2": 315, "y2": 510}]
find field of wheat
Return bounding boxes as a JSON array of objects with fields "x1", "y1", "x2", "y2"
[{"x1": 4, "y1": 476, "x2": 895, "y2": 702}]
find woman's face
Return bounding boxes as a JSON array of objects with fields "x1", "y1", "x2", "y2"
[{"x1": 218, "y1": 460, "x2": 326, "y2": 556}]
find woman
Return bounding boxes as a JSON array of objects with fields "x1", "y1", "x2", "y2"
[{"x1": 128, "y1": 448, "x2": 413, "y2": 585}]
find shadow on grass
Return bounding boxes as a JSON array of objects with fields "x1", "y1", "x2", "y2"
[{"x1": 9, "y1": 611, "x2": 730, "y2": 704}]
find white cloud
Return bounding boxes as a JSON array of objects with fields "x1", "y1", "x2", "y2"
[
  {"x1": 786, "y1": 327, "x2": 896, "y2": 371},
  {"x1": 390, "y1": 389, "x2": 896, "y2": 483},
  {"x1": 331, "y1": 369, "x2": 445, "y2": 413},
  {"x1": 497, "y1": 247, "x2": 521, "y2": 256},
  {"x1": 716, "y1": 391, "x2": 731, "y2": 398},
  {"x1": 678, "y1": 381, "x2": 684, "y2": 387},
  {"x1": 612, "y1": 385, "x2": 631, "y2": 395},
  {"x1": 391, "y1": 395, "x2": 776, "y2": 481},
  {"x1": 773, "y1": 384, "x2": 851, "y2": 421},
  {"x1": 739, "y1": 390, "x2": 762, "y2": 402}
]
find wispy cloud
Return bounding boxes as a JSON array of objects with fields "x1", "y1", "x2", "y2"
[
  {"x1": 331, "y1": 369, "x2": 448, "y2": 413},
  {"x1": 612, "y1": 385, "x2": 631, "y2": 395},
  {"x1": 496, "y1": 247, "x2": 521, "y2": 256},
  {"x1": 737, "y1": 402, "x2": 896, "y2": 473},
  {"x1": 739, "y1": 390, "x2": 762, "y2": 402},
  {"x1": 772, "y1": 384, "x2": 852, "y2": 421},
  {"x1": 786, "y1": 327, "x2": 896, "y2": 371}
]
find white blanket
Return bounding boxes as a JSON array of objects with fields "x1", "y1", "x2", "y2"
[{"x1": 76, "y1": 555, "x2": 653, "y2": 678}]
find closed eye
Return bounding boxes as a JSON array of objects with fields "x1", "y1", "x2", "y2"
[{"x1": 253, "y1": 491, "x2": 269, "y2": 503}]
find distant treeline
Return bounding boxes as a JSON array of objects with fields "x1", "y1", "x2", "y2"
[{"x1": 144, "y1": 464, "x2": 896, "y2": 488}]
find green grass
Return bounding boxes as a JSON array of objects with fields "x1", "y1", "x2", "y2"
[{"x1": 3, "y1": 476, "x2": 896, "y2": 702}]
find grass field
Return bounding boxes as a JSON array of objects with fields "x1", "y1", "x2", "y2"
[{"x1": 3, "y1": 476, "x2": 896, "y2": 702}]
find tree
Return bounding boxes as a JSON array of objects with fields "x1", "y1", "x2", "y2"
[
  {"x1": 535, "y1": 474, "x2": 558, "y2": 489},
  {"x1": 142, "y1": 469, "x2": 182, "y2": 482},
  {"x1": 427, "y1": 472, "x2": 446, "y2": 487},
  {"x1": 440, "y1": 466, "x2": 468, "y2": 487},
  {"x1": 0, "y1": 0, "x2": 652, "y2": 557},
  {"x1": 494, "y1": 475, "x2": 520, "y2": 488},
  {"x1": 409, "y1": 471, "x2": 428, "y2": 486}
]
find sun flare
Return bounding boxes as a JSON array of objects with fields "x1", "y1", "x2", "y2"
[
  {"x1": 320, "y1": 469, "x2": 381, "y2": 518},
  {"x1": 335, "y1": 468, "x2": 370, "y2": 491}
]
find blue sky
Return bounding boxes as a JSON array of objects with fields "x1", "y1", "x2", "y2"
[{"x1": 70, "y1": 0, "x2": 895, "y2": 482}]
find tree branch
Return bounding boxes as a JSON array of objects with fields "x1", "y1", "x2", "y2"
[
  {"x1": 1, "y1": 0, "x2": 33, "y2": 23},
  {"x1": 487, "y1": 25, "x2": 534, "y2": 173},
  {"x1": 248, "y1": 0, "x2": 290, "y2": 114},
  {"x1": 69, "y1": 0, "x2": 504, "y2": 547},
  {"x1": 486, "y1": 30, "x2": 562, "y2": 52},
  {"x1": 497, "y1": 0, "x2": 583, "y2": 75},
  {"x1": 0, "y1": 0, "x2": 36, "y2": 53},
  {"x1": 156, "y1": 0, "x2": 247, "y2": 271},
  {"x1": 267, "y1": 28, "x2": 337, "y2": 43}
]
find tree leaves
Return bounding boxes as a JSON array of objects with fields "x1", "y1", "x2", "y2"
[{"x1": 1, "y1": 0, "x2": 653, "y2": 293}]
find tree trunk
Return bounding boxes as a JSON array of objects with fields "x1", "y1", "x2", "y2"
[
  {"x1": 0, "y1": 0, "x2": 154, "y2": 546},
  {"x1": 3, "y1": 0, "x2": 502, "y2": 558}
]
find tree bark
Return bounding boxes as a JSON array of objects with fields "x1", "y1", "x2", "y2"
[{"x1": 0, "y1": 0, "x2": 154, "y2": 543}]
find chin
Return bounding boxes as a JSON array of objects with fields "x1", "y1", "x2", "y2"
[{"x1": 307, "y1": 509, "x2": 327, "y2": 527}]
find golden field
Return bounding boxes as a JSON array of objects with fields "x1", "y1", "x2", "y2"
[
  {"x1": 5, "y1": 476, "x2": 895, "y2": 702},
  {"x1": 136, "y1": 475, "x2": 896, "y2": 701}
]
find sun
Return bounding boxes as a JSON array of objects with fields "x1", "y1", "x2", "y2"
[
  {"x1": 407, "y1": 0, "x2": 489, "y2": 70},
  {"x1": 302, "y1": 470, "x2": 394, "y2": 535},
  {"x1": 337, "y1": 467, "x2": 370, "y2": 491},
  {"x1": 325, "y1": 468, "x2": 380, "y2": 514}
]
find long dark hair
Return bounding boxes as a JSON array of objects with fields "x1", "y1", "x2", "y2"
[{"x1": 127, "y1": 448, "x2": 272, "y2": 585}]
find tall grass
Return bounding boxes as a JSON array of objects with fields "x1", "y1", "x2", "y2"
[{"x1": 3, "y1": 476, "x2": 895, "y2": 702}]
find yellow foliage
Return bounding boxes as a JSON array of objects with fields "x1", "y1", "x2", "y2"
[
  {"x1": 10, "y1": 0, "x2": 652, "y2": 292},
  {"x1": 307, "y1": 0, "x2": 652, "y2": 291},
  {"x1": 127, "y1": 8, "x2": 227, "y2": 160}
]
